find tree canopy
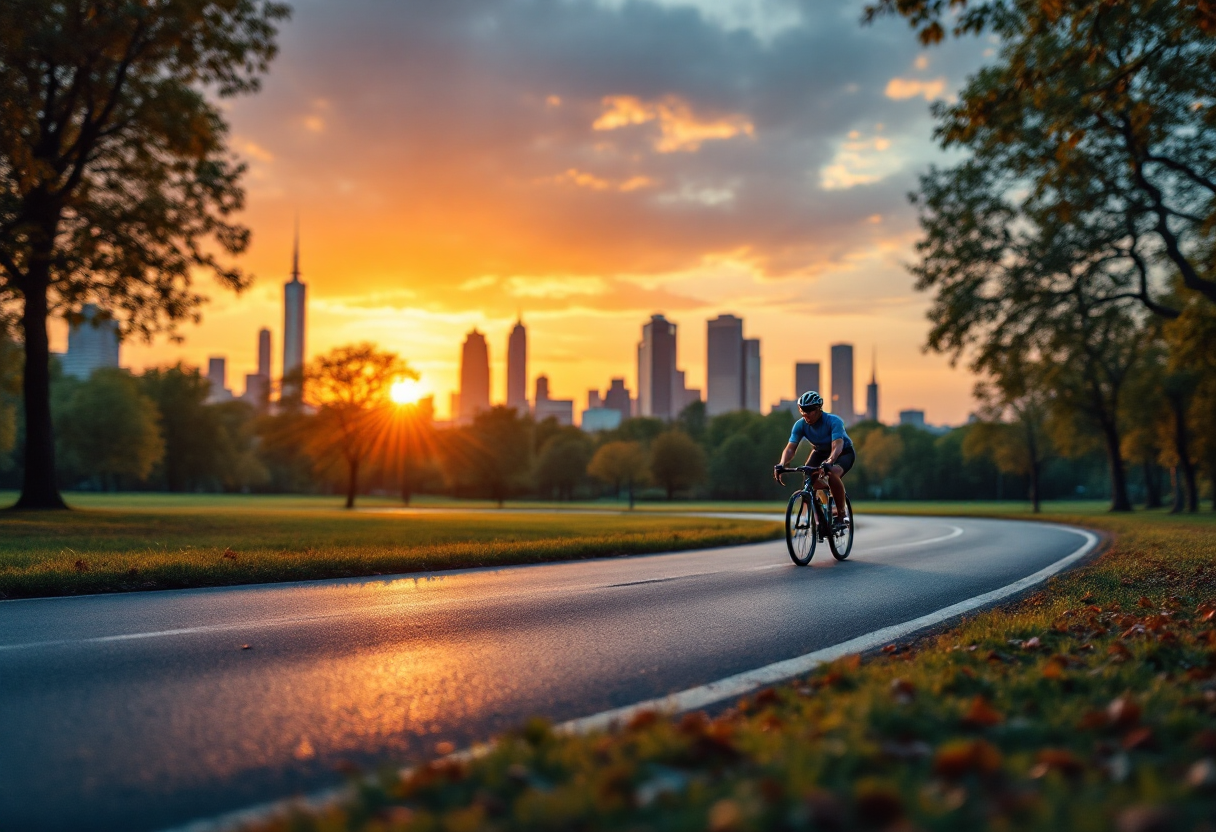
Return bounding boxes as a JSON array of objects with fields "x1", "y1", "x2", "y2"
[{"x1": 0, "y1": 0, "x2": 288, "y2": 508}]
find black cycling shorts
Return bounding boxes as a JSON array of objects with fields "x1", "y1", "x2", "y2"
[{"x1": 808, "y1": 444, "x2": 855, "y2": 476}]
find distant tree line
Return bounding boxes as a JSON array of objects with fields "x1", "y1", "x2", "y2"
[{"x1": 2, "y1": 333, "x2": 1184, "y2": 509}]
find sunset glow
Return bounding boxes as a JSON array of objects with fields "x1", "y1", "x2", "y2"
[
  {"x1": 390, "y1": 378, "x2": 427, "y2": 406},
  {"x1": 96, "y1": 0, "x2": 992, "y2": 426}
]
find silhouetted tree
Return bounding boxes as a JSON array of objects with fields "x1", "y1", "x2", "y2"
[
  {"x1": 0, "y1": 0, "x2": 289, "y2": 508},
  {"x1": 303, "y1": 344, "x2": 413, "y2": 509},
  {"x1": 534, "y1": 431, "x2": 594, "y2": 501}
]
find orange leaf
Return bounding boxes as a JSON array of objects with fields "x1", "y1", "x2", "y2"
[
  {"x1": 1137, "y1": 596, "x2": 1153, "y2": 609},
  {"x1": 933, "y1": 739, "x2": 1003, "y2": 778},
  {"x1": 962, "y1": 696, "x2": 1004, "y2": 728},
  {"x1": 1108, "y1": 696, "x2": 1141, "y2": 729},
  {"x1": 1122, "y1": 727, "x2": 1154, "y2": 751},
  {"x1": 1031, "y1": 748, "x2": 1085, "y2": 777},
  {"x1": 1042, "y1": 657, "x2": 1066, "y2": 680}
]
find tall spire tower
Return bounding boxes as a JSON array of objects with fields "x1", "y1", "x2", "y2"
[
  {"x1": 865, "y1": 347, "x2": 880, "y2": 423},
  {"x1": 282, "y1": 218, "x2": 307, "y2": 400},
  {"x1": 506, "y1": 315, "x2": 528, "y2": 414}
]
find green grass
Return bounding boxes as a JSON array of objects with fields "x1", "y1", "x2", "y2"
[
  {"x1": 0, "y1": 496, "x2": 780, "y2": 599},
  {"x1": 243, "y1": 511, "x2": 1216, "y2": 832}
]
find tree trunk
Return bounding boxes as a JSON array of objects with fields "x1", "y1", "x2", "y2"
[
  {"x1": 1142, "y1": 461, "x2": 1162, "y2": 509},
  {"x1": 1029, "y1": 460, "x2": 1041, "y2": 514},
  {"x1": 1100, "y1": 419, "x2": 1132, "y2": 512},
  {"x1": 1168, "y1": 392, "x2": 1199, "y2": 513},
  {"x1": 13, "y1": 281, "x2": 67, "y2": 510},
  {"x1": 627, "y1": 479, "x2": 635, "y2": 510},
  {"x1": 1170, "y1": 467, "x2": 1185, "y2": 514},
  {"x1": 345, "y1": 456, "x2": 359, "y2": 509}
]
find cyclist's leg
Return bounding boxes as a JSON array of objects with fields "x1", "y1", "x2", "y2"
[{"x1": 826, "y1": 447, "x2": 855, "y2": 521}]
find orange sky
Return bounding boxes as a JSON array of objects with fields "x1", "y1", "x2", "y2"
[{"x1": 56, "y1": 0, "x2": 992, "y2": 425}]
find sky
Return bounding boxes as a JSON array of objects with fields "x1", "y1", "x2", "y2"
[{"x1": 63, "y1": 0, "x2": 994, "y2": 424}]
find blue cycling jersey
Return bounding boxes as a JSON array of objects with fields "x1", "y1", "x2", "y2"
[{"x1": 789, "y1": 412, "x2": 853, "y2": 449}]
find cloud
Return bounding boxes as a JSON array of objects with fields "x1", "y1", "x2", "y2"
[
  {"x1": 592, "y1": 95, "x2": 755, "y2": 152},
  {"x1": 546, "y1": 168, "x2": 655, "y2": 192},
  {"x1": 884, "y1": 77, "x2": 948, "y2": 101}
]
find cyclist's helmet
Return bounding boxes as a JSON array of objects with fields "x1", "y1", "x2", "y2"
[{"x1": 798, "y1": 391, "x2": 824, "y2": 410}]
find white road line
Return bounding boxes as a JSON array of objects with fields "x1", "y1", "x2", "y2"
[
  {"x1": 861, "y1": 524, "x2": 964, "y2": 554},
  {"x1": 160, "y1": 522, "x2": 1100, "y2": 832},
  {"x1": 559, "y1": 525, "x2": 1097, "y2": 735}
]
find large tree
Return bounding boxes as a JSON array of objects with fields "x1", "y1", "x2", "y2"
[
  {"x1": 866, "y1": 0, "x2": 1216, "y2": 316},
  {"x1": 0, "y1": 0, "x2": 288, "y2": 508}
]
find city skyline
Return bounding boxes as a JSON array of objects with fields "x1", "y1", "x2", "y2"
[{"x1": 76, "y1": 0, "x2": 987, "y2": 426}]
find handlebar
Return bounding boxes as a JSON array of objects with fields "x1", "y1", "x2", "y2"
[{"x1": 775, "y1": 464, "x2": 830, "y2": 475}]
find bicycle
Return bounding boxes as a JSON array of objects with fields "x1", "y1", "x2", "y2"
[{"x1": 775, "y1": 464, "x2": 854, "y2": 566}]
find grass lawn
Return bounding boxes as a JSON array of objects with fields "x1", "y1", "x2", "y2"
[
  {"x1": 245, "y1": 508, "x2": 1216, "y2": 832},
  {"x1": 0, "y1": 493, "x2": 781, "y2": 599}
]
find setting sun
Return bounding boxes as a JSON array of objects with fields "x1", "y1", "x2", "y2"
[{"x1": 390, "y1": 377, "x2": 426, "y2": 405}]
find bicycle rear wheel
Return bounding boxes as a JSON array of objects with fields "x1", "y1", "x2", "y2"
[
  {"x1": 785, "y1": 492, "x2": 817, "y2": 566},
  {"x1": 828, "y1": 495, "x2": 854, "y2": 560}
]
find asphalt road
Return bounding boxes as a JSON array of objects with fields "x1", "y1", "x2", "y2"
[{"x1": 0, "y1": 514, "x2": 1091, "y2": 832}]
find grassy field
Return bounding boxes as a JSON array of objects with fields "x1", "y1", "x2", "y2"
[
  {"x1": 241, "y1": 508, "x2": 1216, "y2": 832},
  {"x1": 0, "y1": 495, "x2": 781, "y2": 599}
]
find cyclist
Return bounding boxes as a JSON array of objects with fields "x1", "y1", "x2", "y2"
[{"x1": 774, "y1": 391, "x2": 856, "y2": 526}]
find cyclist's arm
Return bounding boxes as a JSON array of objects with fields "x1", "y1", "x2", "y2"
[
  {"x1": 778, "y1": 442, "x2": 799, "y2": 467},
  {"x1": 826, "y1": 438, "x2": 844, "y2": 466}
]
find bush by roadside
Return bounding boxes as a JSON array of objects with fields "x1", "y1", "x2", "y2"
[{"x1": 248, "y1": 514, "x2": 1216, "y2": 832}]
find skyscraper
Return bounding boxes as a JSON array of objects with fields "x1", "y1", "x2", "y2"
[
  {"x1": 603, "y1": 378, "x2": 632, "y2": 424},
  {"x1": 637, "y1": 314, "x2": 677, "y2": 420},
  {"x1": 507, "y1": 318, "x2": 528, "y2": 414},
  {"x1": 61, "y1": 304, "x2": 120, "y2": 380},
  {"x1": 459, "y1": 329, "x2": 490, "y2": 424},
  {"x1": 865, "y1": 350, "x2": 880, "y2": 423},
  {"x1": 282, "y1": 223, "x2": 306, "y2": 399},
  {"x1": 533, "y1": 374, "x2": 573, "y2": 426},
  {"x1": 257, "y1": 327, "x2": 272, "y2": 378},
  {"x1": 207, "y1": 357, "x2": 233, "y2": 402},
  {"x1": 743, "y1": 338, "x2": 761, "y2": 413},
  {"x1": 706, "y1": 314, "x2": 743, "y2": 416},
  {"x1": 795, "y1": 362, "x2": 820, "y2": 398},
  {"x1": 830, "y1": 343, "x2": 855, "y2": 424}
]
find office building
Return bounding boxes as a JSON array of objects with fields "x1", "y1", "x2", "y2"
[
  {"x1": 257, "y1": 328, "x2": 272, "y2": 378},
  {"x1": 770, "y1": 400, "x2": 800, "y2": 418},
  {"x1": 830, "y1": 343, "x2": 855, "y2": 424},
  {"x1": 459, "y1": 329, "x2": 490, "y2": 424},
  {"x1": 706, "y1": 315, "x2": 761, "y2": 415},
  {"x1": 207, "y1": 357, "x2": 233, "y2": 402},
  {"x1": 61, "y1": 304, "x2": 120, "y2": 380},
  {"x1": 743, "y1": 338, "x2": 760, "y2": 412},
  {"x1": 602, "y1": 378, "x2": 632, "y2": 424},
  {"x1": 507, "y1": 318, "x2": 528, "y2": 414},
  {"x1": 865, "y1": 351, "x2": 880, "y2": 423},
  {"x1": 581, "y1": 407, "x2": 622, "y2": 432},
  {"x1": 706, "y1": 315, "x2": 743, "y2": 416},
  {"x1": 533, "y1": 375, "x2": 573, "y2": 426},
  {"x1": 637, "y1": 314, "x2": 677, "y2": 420},
  {"x1": 899, "y1": 409, "x2": 926, "y2": 428},
  {"x1": 282, "y1": 224, "x2": 307, "y2": 399},
  {"x1": 795, "y1": 362, "x2": 820, "y2": 398}
]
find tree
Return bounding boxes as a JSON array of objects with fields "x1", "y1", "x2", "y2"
[
  {"x1": 56, "y1": 368, "x2": 163, "y2": 488},
  {"x1": 0, "y1": 0, "x2": 289, "y2": 508},
  {"x1": 1161, "y1": 285, "x2": 1216, "y2": 510},
  {"x1": 913, "y1": 159, "x2": 1148, "y2": 511},
  {"x1": 450, "y1": 406, "x2": 533, "y2": 507},
  {"x1": 860, "y1": 428, "x2": 905, "y2": 500},
  {"x1": 139, "y1": 364, "x2": 221, "y2": 491},
  {"x1": 534, "y1": 431, "x2": 594, "y2": 501},
  {"x1": 303, "y1": 344, "x2": 413, "y2": 509},
  {"x1": 866, "y1": 0, "x2": 1216, "y2": 314},
  {"x1": 587, "y1": 440, "x2": 650, "y2": 509},
  {"x1": 708, "y1": 434, "x2": 763, "y2": 500},
  {"x1": 649, "y1": 430, "x2": 708, "y2": 500},
  {"x1": 0, "y1": 328, "x2": 18, "y2": 469},
  {"x1": 964, "y1": 373, "x2": 1052, "y2": 511}
]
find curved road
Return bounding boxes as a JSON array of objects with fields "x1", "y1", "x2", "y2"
[{"x1": 0, "y1": 514, "x2": 1091, "y2": 832}]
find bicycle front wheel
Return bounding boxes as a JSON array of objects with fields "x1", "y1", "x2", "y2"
[
  {"x1": 828, "y1": 495, "x2": 854, "y2": 561},
  {"x1": 785, "y1": 492, "x2": 817, "y2": 566}
]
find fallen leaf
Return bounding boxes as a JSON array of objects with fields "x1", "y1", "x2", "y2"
[
  {"x1": 1137, "y1": 596, "x2": 1153, "y2": 609},
  {"x1": 1030, "y1": 748, "x2": 1085, "y2": 778},
  {"x1": 1115, "y1": 805, "x2": 1173, "y2": 832},
  {"x1": 708, "y1": 798, "x2": 742, "y2": 832},
  {"x1": 73, "y1": 559, "x2": 89, "y2": 573},
  {"x1": 1108, "y1": 695, "x2": 1141, "y2": 729},
  {"x1": 1078, "y1": 710, "x2": 1109, "y2": 730},
  {"x1": 1187, "y1": 758, "x2": 1216, "y2": 790},
  {"x1": 962, "y1": 696, "x2": 1004, "y2": 728},
  {"x1": 1122, "y1": 727, "x2": 1154, "y2": 751},
  {"x1": 1042, "y1": 657, "x2": 1066, "y2": 680},
  {"x1": 933, "y1": 739, "x2": 1003, "y2": 778},
  {"x1": 890, "y1": 678, "x2": 916, "y2": 704},
  {"x1": 240, "y1": 644, "x2": 251, "y2": 650},
  {"x1": 1022, "y1": 636, "x2": 1042, "y2": 650}
]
